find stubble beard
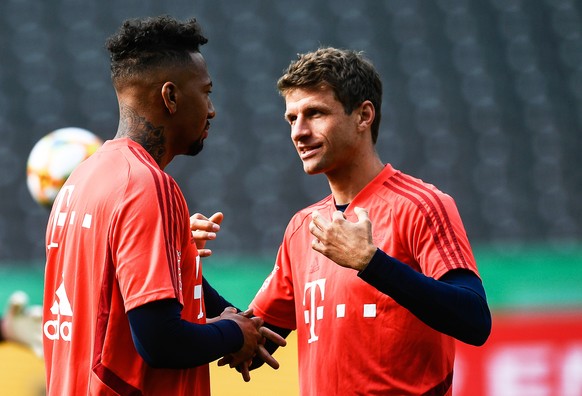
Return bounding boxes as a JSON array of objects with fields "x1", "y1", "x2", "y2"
[{"x1": 186, "y1": 139, "x2": 204, "y2": 156}]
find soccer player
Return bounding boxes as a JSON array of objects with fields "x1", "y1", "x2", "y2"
[
  {"x1": 42, "y1": 16, "x2": 284, "y2": 396},
  {"x1": 248, "y1": 47, "x2": 492, "y2": 395}
]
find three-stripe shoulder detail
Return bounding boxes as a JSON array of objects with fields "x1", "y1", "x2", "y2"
[
  {"x1": 128, "y1": 146, "x2": 182, "y2": 293},
  {"x1": 382, "y1": 174, "x2": 469, "y2": 271}
]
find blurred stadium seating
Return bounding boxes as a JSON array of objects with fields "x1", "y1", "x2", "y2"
[{"x1": 0, "y1": 0, "x2": 580, "y2": 262}]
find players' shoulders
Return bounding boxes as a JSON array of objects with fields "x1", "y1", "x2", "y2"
[
  {"x1": 110, "y1": 140, "x2": 176, "y2": 187},
  {"x1": 377, "y1": 169, "x2": 456, "y2": 212},
  {"x1": 101, "y1": 140, "x2": 180, "y2": 205}
]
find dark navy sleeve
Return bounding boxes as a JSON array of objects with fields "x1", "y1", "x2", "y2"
[
  {"x1": 127, "y1": 298, "x2": 243, "y2": 368},
  {"x1": 358, "y1": 249, "x2": 492, "y2": 346}
]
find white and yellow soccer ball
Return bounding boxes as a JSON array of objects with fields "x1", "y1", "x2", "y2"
[{"x1": 26, "y1": 127, "x2": 103, "y2": 208}]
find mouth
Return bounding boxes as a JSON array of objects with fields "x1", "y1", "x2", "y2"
[
  {"x1": 297, "y1": 143, "x2": 322, "y2": 160},
  {"x1": 202, "y1": 122, "x2": 210, "y2": 139}
]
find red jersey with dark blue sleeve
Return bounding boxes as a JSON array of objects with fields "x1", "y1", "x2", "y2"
[
  {"x1": 251, "y1": 164, "x2": 481, "y2": 395},
  {"x1": 43, "y1": 138, "x2": 210, "y2": 396}
]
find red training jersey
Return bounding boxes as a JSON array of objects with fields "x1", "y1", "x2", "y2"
[
  {"x1": 43, "y1": 138, "x2": 210, "y2": 396},
  {"x1": 251, "y1": 164, "x2": 480, "y2": 395}
]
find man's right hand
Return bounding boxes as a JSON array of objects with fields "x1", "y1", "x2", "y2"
[
  {"x1": 215, "y1": 308, "x2": 287, "y2": 381},
  {"x1": 214, "y1": 308, "x2": 263, "y2": 367}
]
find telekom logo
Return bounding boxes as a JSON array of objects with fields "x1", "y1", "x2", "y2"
[
  {"x1": 47, "y1": 184, "x2": 94, "y2": 250},
  {"x1": 47, "y1": 185, "x2": 75, "y2": 249},
  {"x1": 194, "y1": 255, "x2": 203, "y2": 320},
  {"x1": 303, "y1": 278, "x2": 326, "y2": 344}
]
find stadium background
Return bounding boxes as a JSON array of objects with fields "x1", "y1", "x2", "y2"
[{"x1": 0, "y1": 0, "x2": 581, "y2": 394}]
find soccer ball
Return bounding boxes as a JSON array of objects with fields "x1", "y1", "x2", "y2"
[{"x1": 26, "y1": 127, "x2": 103, "y2": 208}]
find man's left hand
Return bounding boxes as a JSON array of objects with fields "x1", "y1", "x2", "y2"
[{"x1": 309, "y1": 206, "x2": 377, "y2": 271}]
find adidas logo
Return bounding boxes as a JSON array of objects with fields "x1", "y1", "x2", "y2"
[{"x1": 43, "y1": 281, "x2": 73, "y2": 342}]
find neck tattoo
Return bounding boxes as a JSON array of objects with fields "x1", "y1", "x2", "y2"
[{"x1": 117, "y1": 105, "x2": 166, "y2": 164}]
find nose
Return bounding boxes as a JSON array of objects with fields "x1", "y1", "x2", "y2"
[
  {"x1": 208, "y1": 99, "x2": 216, "y2": 119},
  {"x1": 291, "y1": 115, "x2": 309, "y2": 142}
]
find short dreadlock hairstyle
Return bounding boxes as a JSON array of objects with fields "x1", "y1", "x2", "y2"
[{"x1": 105, "y1": 15, "x2": 207, "y2": 89}]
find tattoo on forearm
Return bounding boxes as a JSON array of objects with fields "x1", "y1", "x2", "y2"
[{"x1": 116, "y1": 105, "x2": 166, "y2": 164}]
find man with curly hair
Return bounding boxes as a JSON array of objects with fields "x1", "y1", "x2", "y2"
[{"x1": 42, "y1": 15, "x2": 284, "y2": 396}]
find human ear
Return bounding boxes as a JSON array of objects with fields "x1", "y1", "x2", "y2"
[
  {"x1": 161, "y1": 82, "x2": 178, "y2": 115},
  {"x1": 357, "y1": 100, "x2": 375, "y2": 131}
]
